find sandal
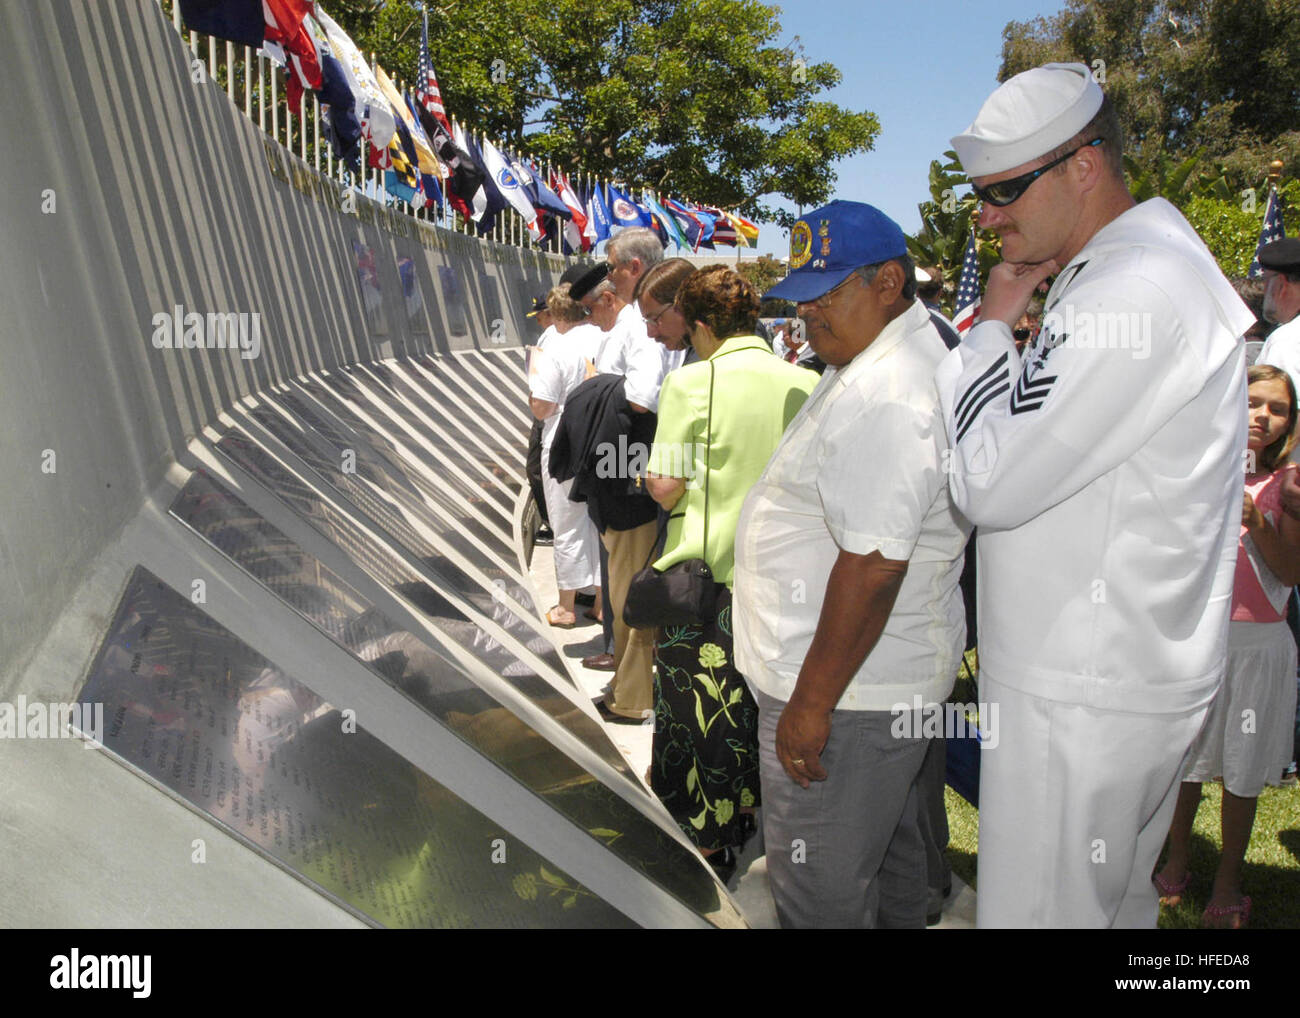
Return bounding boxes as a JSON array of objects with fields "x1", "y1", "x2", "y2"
[
  {"x1": 1202, "y1": 895, "x2": 1251, "y2": 929},
  {"x1": 1153, "y1": 869, "x2": 1191, "y2": 905},
  {"x1": 545, "y1": 606, "x2": 577, "y2": 628}
]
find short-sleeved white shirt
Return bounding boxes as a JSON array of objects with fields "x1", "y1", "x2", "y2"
[
  {"x1": 733, "y1": 299, "x2": 970, "y2": 710},
  {"x1": 530, "y1": 323, "x2": 598, "y2": 449},
  {"x1": 594, "y1": 302, "x2": 669, "y2": 410}
]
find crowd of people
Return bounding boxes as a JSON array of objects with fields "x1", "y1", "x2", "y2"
[{"x1": 520, "y1": 62, "x2": 1299, "y2": 930}]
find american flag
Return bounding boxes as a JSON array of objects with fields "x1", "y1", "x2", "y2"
[
  {"x1": 1249, "y1": 186, "x2": 1286, "y2": 278},
  {"x1": 953, "y1": 229, "x2": 982, "y2": 335},
  {"x1": 416, "y1": 7, "x2": 452, "y2": 138}
]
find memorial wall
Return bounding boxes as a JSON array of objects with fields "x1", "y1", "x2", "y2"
[{"x1": 0, "y1": 0, "x2": 742, "y2": 928}]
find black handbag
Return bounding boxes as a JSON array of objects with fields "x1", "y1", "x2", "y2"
[{"x1": 623, "y1": 359, "x2": 723, "y2": 629}]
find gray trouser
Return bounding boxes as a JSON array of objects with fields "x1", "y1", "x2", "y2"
[{"x1": 755, "y1": 688, "x2": 930, "y2": 929}]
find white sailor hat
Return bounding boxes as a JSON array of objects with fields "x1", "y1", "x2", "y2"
[{"x1": 951, "y1": 62, "x2": 1104, "y2": 177}]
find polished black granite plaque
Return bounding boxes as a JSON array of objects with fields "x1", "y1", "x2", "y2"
[{"x1": 76, "y1": 567, "x2": 638, "y2": 928}]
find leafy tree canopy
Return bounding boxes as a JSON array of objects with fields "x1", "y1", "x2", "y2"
[
  {"x1": 999, "y1": 0, "x2": 1300, "y2": 188},
  {"x1": 328, "y1": 0, "x2": 880, "y2": 220}
]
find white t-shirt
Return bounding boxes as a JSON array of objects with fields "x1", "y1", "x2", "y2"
[
  {"x1": 733, "y1": 299, "x2": 970, "y2": 710},
  {"x1": 594, "y1": 302, "x2": 668, "y2": 410},
  {"x1": 935, "y1": 198, "x2": 1254, "y2": 714},
  {"x1": 530, "y1": 324, "x2": 596, "y2": 450}
]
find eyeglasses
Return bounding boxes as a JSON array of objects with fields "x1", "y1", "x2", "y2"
[
  {"x1": 971, "y1": 138, "x2": 1104, "y2": 207},
  {"x1": 641, "y1": 303, "x2": 670, "y2": 326},
  {"x1": 799, "y1": 271, "x2": 860, "y2": 310}
]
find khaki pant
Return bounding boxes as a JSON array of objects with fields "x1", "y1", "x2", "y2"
[{"x1": 600, "y1": 521, "x2": 658, "y2": 719}]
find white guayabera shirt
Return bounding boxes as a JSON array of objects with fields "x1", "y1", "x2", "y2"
[
  {"x1": 594, "y1": 302, "x2": 669, "y2": 410},
  {"x1": 732, "y1": 299, "x2": 970, "y2": 710},
  {"x1": 935, "y1": 198, "x2": 1256, "y2": 714}
]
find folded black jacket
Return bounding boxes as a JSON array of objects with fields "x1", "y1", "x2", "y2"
[{"x1": 548, "y1": 373, "x2": 658, "y2": 533}]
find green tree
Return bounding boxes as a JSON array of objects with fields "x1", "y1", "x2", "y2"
[
  {"x1": 329, "y1": 0, "x2": 879, "y2": 220},
  {"x1": 908, "y1": 153, "x2": 1001, "y2": 315},
  {"x1": 998, "y1": 0, "x2": 1300, "y2": 191},
  {"x1": 1183, "y1": 177, "x2": 1300, "y2": 278},
  {"x1": 736, "y1": 254, "x2": 787, "y2": 299}
]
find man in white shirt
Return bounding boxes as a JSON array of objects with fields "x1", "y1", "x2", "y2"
[
  {"x1": 940, "y1": 63, "x2": 1252, "y2": 927},
  {"x1": 733, "y1": 201, "x2": 970, "y2": 928},
  {"x1": 568, "y1": 260, "x2": 668, "y2": 717},
  {"x1": 1256, "y1": 239, "x2": 1300, "y2": 390}
]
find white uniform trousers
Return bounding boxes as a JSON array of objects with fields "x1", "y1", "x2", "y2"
[
  {"x1": 540, "y1": 461, "x2": 598, "y2": 591},
  {"x1": 975, "y1": 673, "x2": 1209, "y2": 929}
]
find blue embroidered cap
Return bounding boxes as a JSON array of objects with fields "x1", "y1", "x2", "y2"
[{"x1": 764, "y1": 200, "x2": 908, "y2": 303}]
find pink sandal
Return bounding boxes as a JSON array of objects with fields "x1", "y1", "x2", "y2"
[
  {"x1": 1153, "y1": 870, "x2": 1190, "y2": 904},
  {"x1": 1202, "y1": 896, "x2": 1251, "y2": 929}
]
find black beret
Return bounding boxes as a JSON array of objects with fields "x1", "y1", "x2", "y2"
[
  {"x1": 1259, "y1": 238, "x2": 1300, "y2": 274},
  {"x1": 567, "y1": 262, "x2": 610, "y2": 302},
  {"x1": 560, "y1": 262, "x2": 593, "y2": 285}
]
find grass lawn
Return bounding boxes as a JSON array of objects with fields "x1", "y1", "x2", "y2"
[{"x1": 943, "y1": 781, "x2": 1300, "y2": 929}]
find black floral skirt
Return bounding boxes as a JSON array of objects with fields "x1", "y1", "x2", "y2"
[{"x1": 651, "y1": 588, "x2": 761, "y2": 851}]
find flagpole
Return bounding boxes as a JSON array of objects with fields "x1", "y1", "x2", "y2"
[
  {"x1": 270, "y1": 55, "x2": 278, "y2": 147},
  {"x1": 225, "y1": 40, "x2": 234, "y2": 101},
  {"x1": 243, "y1": 45, "x2": 251, "y2": 119},
  {"x1": 313, "y1": 94, "x2": 320, "y2": 172},
  {"x1": 257, "y1": 51, "x2": 265, "y2": 134}
]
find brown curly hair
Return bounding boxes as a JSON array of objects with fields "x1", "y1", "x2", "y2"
[{"x1": 674, "y1": 266, "x2": 760, "y2": 340}]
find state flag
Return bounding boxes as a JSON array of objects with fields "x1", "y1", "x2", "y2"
[
  {"x1": 699, "y1": 206, "x2": 737, "y2": 246},
  {"x1": 551, "y1": 170, "x2": 590, "y2": 252},
  {"x1": 178, "y1": 0, "x2": 263, "y2": 46},
  {"x1": 315, "y1": 8, "x2": 394, "y2": 164},
  {"x1": 584, "y1": 181, "x2": 613, "y2": 246},
  {"x1": 607, "y1": 184, "x2": 652, "y2": 228}
]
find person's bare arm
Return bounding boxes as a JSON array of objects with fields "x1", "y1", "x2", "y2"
[
  {"x1": 776, "y1": 549, "x2": 908, "y2": 788},
  {"x1": 1245, "y1": 470, "x2": 1300, "y2": 584},
  {"x1": 646, "y1": 474, "x2": 686, "y2": 509}
]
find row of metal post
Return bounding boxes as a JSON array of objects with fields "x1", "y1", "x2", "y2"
[{"x1": 162, "y1": 0, "x2": 628, "y2": 252}]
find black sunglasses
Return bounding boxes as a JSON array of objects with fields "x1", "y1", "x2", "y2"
[{"x1": 972, "y1": 138, "x2": 1104, "y2": 207}]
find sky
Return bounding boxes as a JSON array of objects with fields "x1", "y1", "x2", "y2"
[{"x1": 749, "y1": 0, "x2": 1063, "y2": 258}]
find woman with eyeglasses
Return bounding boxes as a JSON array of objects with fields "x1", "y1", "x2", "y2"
[{"x1": 643, "y1": 266, "x2": 818, "y2": 878}]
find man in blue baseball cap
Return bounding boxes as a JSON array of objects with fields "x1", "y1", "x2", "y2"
[{"x1": 732, "y1": 200, "x2": 970, "y2": 928}]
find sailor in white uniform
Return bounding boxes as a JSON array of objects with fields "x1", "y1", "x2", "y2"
[{"x1": 938, "y1": 63, "x2": 1255, "y2": 928}]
